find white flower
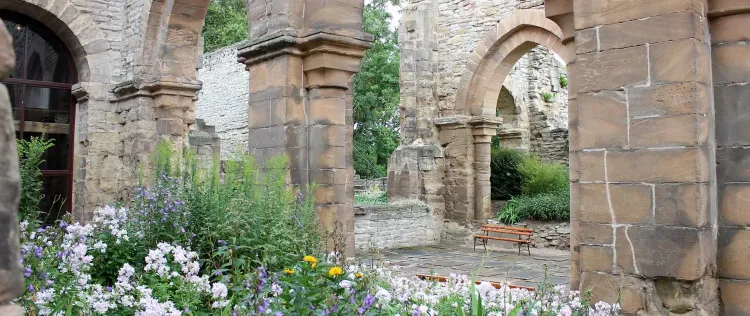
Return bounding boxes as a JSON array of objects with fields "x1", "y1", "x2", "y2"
[
  {"x1": 338, "y1": 280, "x2": 354, "y2": 289},
  {"x1": 211, "y1": 282, "x2": 228, "y2": 299},
  {"x1": 271, "y1": 282, "x2": 283, "y2": 296}
]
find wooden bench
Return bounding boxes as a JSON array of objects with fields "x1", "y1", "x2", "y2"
[
  {"x1": 473, "y1": 224, "x2": 533, "y2": 255},
  {"x1": 416, "y1": 274, "x2": 535, "y2": 291}
]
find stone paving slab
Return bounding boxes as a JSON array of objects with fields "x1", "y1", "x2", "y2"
[{"x1": 358, "y1": 244, "x2": 570, "y2": 289}]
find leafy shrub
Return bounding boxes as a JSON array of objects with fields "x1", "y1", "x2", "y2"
[
  {"x1": 541, "y1": 92, "x2": 554, "y2": 103},
  {"x1": 489, "y1": 147, "x2": 526, "y2": 200},
  {"x1": 150, "y1": 141, "x2": 322, "y2": 275},
  {"x1": 560, "y1": 74, "x2": 568, "y2": 88},
  {"x1": 498, "y1": 189, "x2": 570, "y2": 224},
  {"x1": 354, "y1": 188, "x2": 388, "y2": 204},
  {"x1": 518, "y1": 155, "x2": 569, "y2": 196},
  {"x1": 16, "y1": 135, "x2": 54, "y2": 222}
]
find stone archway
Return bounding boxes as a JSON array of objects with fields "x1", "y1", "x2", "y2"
[{"x1": 439, "y1": 9, "x2": 569, "y2": 226}]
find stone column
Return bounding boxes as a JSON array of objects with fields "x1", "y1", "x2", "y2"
[
  {"x1": 470, "y1": 117, "x2": 501, "y2": 222},
  {"x1": 146, "y1": 79, "x2": 201, "y2": 154},
  {"x1": 238, "y1": 27, "x2": 371, "y2": 256},
  {"x1": 0, "y1": 18, "x2": 24, "y2": 316},
  {"x1": 709, "y1": 2, "x2": 750, "y2": 314},
  {"x1": 304, "y1": 47, "x2": 367, "y2": 255},
  {"x1": 572, "y1": 0, "x2": 718, "y2": 313}
]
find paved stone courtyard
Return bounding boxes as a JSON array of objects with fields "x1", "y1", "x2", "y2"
[{"x1": 358, "y1": 244, "x2": 570, "y2": 289}]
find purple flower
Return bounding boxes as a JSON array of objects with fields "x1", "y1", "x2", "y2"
[
  {"x1": 358, "y1": 307, "x2": 366, "y2": 314},
  {"x1": 59, "y1": 221, "x2": 68, "y2": 229},
  {"x1": 23, "y1": 267, "x2": 31, "y2": 278},
  {"x1": 34, "y1": 246, "x2": 43, "y2": 258},
  {"x1": 106, "y1": 286, "x2": 113, "y2": 292},
  {"x1": 276, "y1": 312, "x2": 283, "y2": 316},
  {"x1": 27, "y1": 284, "x2": 34, "y2": 293},
  {"x1": 217, "y1": 240, "x2": 226, "y2": 246}
]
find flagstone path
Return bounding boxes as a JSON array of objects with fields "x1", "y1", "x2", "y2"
[{"x1": 358, "y1": 244, "x2": 570, "y2": 289}]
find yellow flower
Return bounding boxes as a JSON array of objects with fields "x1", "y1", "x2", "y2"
[
  {"x1": 284, "y1": 269, "x2": 295, "y2": 275},
  {"x1": 328, "y1": 266, "x2": 343, "y2": 277},
  {"x1": 355, "y1": 272, "x2": 363, "y2": 278},
  {"x1": 303, "y1": 255, "x2": 318, "y2": 268}
]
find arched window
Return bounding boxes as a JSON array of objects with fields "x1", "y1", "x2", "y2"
[{"x1": 2, "y1": 11, "x2": 77, "y2": 222}]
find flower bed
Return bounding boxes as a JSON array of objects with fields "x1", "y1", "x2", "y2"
[{"x1": 16, "y1": 206, "x2": 620, "y2": 315}]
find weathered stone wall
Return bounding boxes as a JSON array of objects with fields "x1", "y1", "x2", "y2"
[
  {"x1": 196, "y1": 42, "x2": 249, "y2": 158},
  {"x1": 710, "y1": 2, "x2": 750, "y2": 314},
  {"x1": 0, "y1": 18, "x2": 23, "y2": 316},
  {"x1": 354, "y1": 203, "x2": 442, "y2": 251},
  {"x1": 1, "y1": 0, "x2": 210, "y2": 221},
  {"x1": 571, "y1": 1, "x2": 719, "y2": 314}
]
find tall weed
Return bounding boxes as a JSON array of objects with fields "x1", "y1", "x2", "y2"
[
  {"x1": 518, "y1": 155, "x2": 569, "y2": 196},
  {"x1": 146, "y1": 141, "x2": 322, "y2": 275},
  {"x1": 16, "y1": 135, "x2": 54, "y2": 222}
]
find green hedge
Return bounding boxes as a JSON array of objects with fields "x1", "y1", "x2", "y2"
[
  {"x1": 497, "y1": 189, "x2": 570, "y2": 224},
  {"x1": 491, "y1": 147, "x2": 571, "y2": 224},
  {"x1": 489, "y1": 147, "x2": 526, "y2": 200}
]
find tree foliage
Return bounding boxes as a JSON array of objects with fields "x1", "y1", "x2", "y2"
[
  {"x1": 352, "y1": 0, "x2": 400, "y2": 178},
  {"x1": 202, "y1": 0, "x2": 248, "y2": 53},
  {"x1": 200, "y1": 0, "x2": 401, "y2": 178}
]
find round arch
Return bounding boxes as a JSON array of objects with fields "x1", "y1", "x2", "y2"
[
  {"x1": 0, "y1": 0, "x2": 111, "y2": 82},
  {"x1": 455, "y1": 9, "x2": 570, "y2": 117}
]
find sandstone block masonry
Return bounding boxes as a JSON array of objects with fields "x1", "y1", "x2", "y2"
[{"x1": 354, "y1": 203, "x2": 442, "y2": 251}]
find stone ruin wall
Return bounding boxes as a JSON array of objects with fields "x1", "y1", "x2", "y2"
[
  {"x1": 196, "y1": 42, "x2": 250, "y2": 159},
  {"x1": 390, "y1": 0, "x2": 570, "y2": 226},
  {"x1": 437, "y1": 0, "x2": 569, "y2": 165}
]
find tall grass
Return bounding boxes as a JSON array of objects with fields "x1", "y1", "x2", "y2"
[{"x1": 148, "y1": 141, "x2": 322, "y2": 274}]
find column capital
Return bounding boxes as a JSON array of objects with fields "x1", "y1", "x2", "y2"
[{"x1": 237, "y1": 31, "x2": 372, "y2": 68}]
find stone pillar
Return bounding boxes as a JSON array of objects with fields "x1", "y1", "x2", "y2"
[
  {"x1": 239, "y1": 0, "x2": 372, "y2": 256},
  {"x1": 470, "y1": 117, "x2": 501, "y2": 221},
  {"x1": 387, "y1": 0, "x2": 446, "y2": 218},
  {"x1": 146, "y1": 79, "x2": 201, "y2": 155},
  {"x1": 304, "y1": 48, "x2": 365, "y2": 256},
  {"x1": 572, "y1": 0, "x2": 718, "y2": 314},
  {"x1": 709, "y1": 2, "x2": 750, "y2": 314},
  {"x1": 0, "y1": 18, "x2": 24, "y2": 316}
]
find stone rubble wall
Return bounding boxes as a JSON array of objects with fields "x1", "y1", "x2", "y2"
[
  {"x1": 196, "y1": 42, "x2": 250, "y2": 158},
  {"x1": 354, "y1": 203, "x2": 442, "y2": 251},
  {"x1": 354, "y1": 176, "x2": 388, "y2": 193}
]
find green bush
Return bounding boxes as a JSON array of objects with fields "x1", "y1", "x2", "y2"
[
  {"x1": 497, "y1": 189, "x2": 570, "y2": 224},
  {"x1": 16, "y1": 135, "x2": 54, "y2": 222},
  {"x1": 354, "y1": 189, "x2": 388, "y2": 204},
  {"x1": 518, "y1": 155, "x2": 569, "y2": 196},
  {"x1": 560, "y1": 74, "x2": 568, "y2": 88},
  {"x1": 147, "y1": 141, "x2": 323, "y2": 275},
  {"x1": 489, "y1": 147, "x2": 526, "y2": 200}
]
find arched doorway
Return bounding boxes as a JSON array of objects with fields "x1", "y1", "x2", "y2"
[{"x1": 2, "y1": 11, "x2": 77, "y2": 221}]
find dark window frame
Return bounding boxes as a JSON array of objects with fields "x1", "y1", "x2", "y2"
[{"x1": 2, "y1": 10, "x2": 78, "y2": 216}]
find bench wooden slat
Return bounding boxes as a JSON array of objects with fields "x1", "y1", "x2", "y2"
[
  {"x1": 473, "y1": 234, "x2": 531, "y2": 243},
  {"x1": 481, "y1": 228, "x2": 533, "y2": 236},
  {"x1": 416, "y1": 274, "x2": 536, "y2": 291},
  {"x1": 482, "y1": 224, "x2": 533, "y2": 232}
]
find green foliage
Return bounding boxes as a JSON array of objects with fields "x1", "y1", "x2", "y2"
[
  {"x1": 16, "y1": 135, "x2": 54, "y2": 222},
  {"x1": 202, "y1": 0, "x2": 247, "y2": 52},
  {"x1": 541, "y1": 92, "x2": 554, "y2": 103},
  {"x1": 147, "y1": 141, "x2": 322, "y2": 274},
  {"x1": 559, "y1": 74, "x2": 568, "y2": 88},
  {"x1": 354, "y1": 189, "x2": 388, "y2": 205},
  {"x1": 497, "y1": 189, "x2": 570, "y2": 224},
  {"x1": 518, "y1": 155, "x2": 569, "y2": 196},
  {"x1": 489, "y1": 147, "x2": 526, "y2": 200},
  {"x1": 352, "y1": 0, "x2": 400, "y2": 178}
]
